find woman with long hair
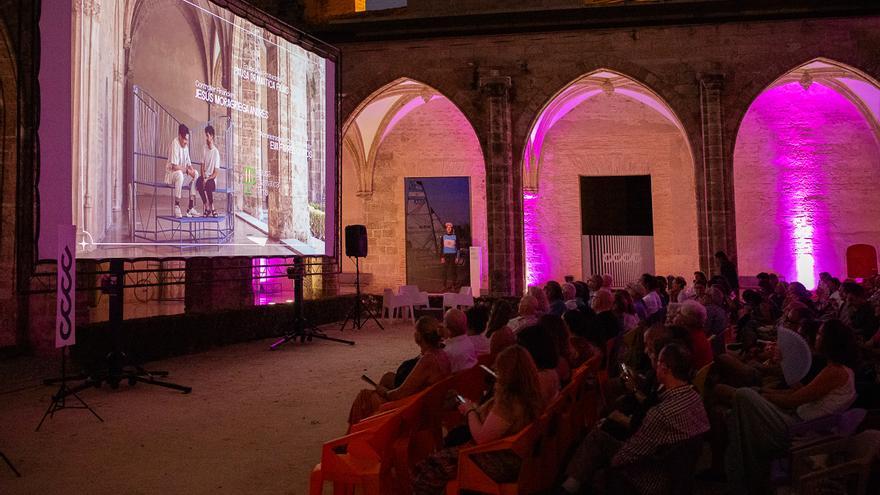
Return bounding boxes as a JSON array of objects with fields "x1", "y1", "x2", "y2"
[
  {"x1": 348, "y1": 316, "x2": 451, "y2": 425},
  {"x1": 612, "y1": 289, "x2": 640, "y2": 333},
  {"x1": 486, "y1": 299, "x2": 517, "y2": 363},
  {"x1": 412, "y1": 345, "x2": 545, "y2": 494}
]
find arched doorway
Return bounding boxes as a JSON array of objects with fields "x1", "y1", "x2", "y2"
[
  {"x1": 734, "y1": 59, "x2": 880, "y2": 287},
  {"x1": 522, "y1": 70, "x2": 697, "y2": 287},
  {"x1": 341, "y1": 79, "x2": 487, "y2": 292}
]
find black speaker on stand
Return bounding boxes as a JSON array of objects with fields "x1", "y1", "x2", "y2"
[{"x1": 340, "y1": 225, "x2": 383, "y2": 331}]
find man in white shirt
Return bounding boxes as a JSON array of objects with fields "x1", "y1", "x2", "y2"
[
  {"x1": 196, "y1": 124, "x2": 221, "y2": 217},
  {"x1": 166, "y1": 124, "x2": 192, "y2": 218},
  {"x1": 442, "y1": 308, "x2": 477, "y2": 372},
  {"x1": 507, "y1": 295, "x2": 539, "y2": 334},
  {"x1": 640, "y1": 274, "x2": 663, "y2": 319}
]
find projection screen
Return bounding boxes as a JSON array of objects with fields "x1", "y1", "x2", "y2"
[{"x1": 39, "y1": 0, "x2": 338, "y2": 260}]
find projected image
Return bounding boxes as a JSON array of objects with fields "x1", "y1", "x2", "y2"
[
  {"x1": 405, "y1": 177, "x2": 472, "y2": 292},
  {"x1": 72, "y1": 0, "x2": 334, "y2": 258}
]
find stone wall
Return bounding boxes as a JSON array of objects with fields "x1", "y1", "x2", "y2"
[
  {"x1": 735, "y1": 82, "x2": 880, "y2": 284},
  {"x1": 341, "y1": 97, "x2": 488, "y2": 292},
  {"x1": 333, "y1": 16, "x2": 880, "y2": 289},
  {"x1": 529, "y1": 92, "x2": 698, "y2": 283}
]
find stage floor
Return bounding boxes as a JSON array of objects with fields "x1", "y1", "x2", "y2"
[{"x1": 0, "y1": 320, "x2": 413, "y2": 494}]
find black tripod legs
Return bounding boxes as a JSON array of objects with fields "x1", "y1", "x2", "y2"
[
  {"x1": 340, "y1": 296, "x2": 385, "y2": 332},
  {"x1": 1, "y1": 451, "x2": 21, "y2": 477},
  {"x1": 35, "y1": 382, "x2": 104, "y2": 432},
  {"x1": 269, "y1": 318, "x2": 355, "y2": 350}
]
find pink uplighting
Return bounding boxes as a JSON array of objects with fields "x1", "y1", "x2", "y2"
[
  {"x1": 735, "y1": 78, "x2": 880, "y2": 288},
  {"x1": 523, "y1": 190, "x2": 546, "y2": 287}
]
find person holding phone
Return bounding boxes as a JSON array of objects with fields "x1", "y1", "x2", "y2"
[
  {"x1": 412, "y1": 345, "x2": 545, "y2": 494},
  {"x1": 348, "y1": 317, "x2": 451, "y2": 426}
]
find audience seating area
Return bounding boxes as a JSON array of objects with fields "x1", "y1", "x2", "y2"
[{"x1": 310, "y1": 356, "x2": 602, "y2": 495}]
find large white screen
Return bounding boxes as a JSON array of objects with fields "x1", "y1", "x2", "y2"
[{"x1": 47, "y1": 0, "x2": 337, "y2": 259}]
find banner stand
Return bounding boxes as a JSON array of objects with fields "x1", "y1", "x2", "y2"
[
  {"x1": 35, "y1": 346, "x2": 104, "y2": 432},
  {"x1": 35, "y1": 226, "x2": 104, "y2": 431}
]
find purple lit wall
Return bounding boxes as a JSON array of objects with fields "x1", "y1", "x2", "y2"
[
  {"x1": 523, "y1": 92, "x2": 697, "y2": 286},
  {"x1": 734, "y1": 81, "x2": 880, "y2": 287}
]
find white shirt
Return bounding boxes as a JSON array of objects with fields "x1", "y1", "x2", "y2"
[
  {"x1": 507, "y1": 314, "x2": 538, "y2": 334},
  {"x1": 169, "y1": 137, "x2": 191, "y2": 169},
  {"x1": 444, "y1": 334, "x2": 477, "y2": 372},
  {"x1": 469, "y1": 334, "x2": 490, "y2": 356},
  {"x1": 642, "y1": 291, "x2": 662, "y2": 317},
  {"x1": 166, "y1": 137, "x2": 191, "y2": 184},
  {"x1": 203, "y1": 145, "x2": 220, "y2": 179}
]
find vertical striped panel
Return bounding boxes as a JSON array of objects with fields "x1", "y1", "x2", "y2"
[{"x1": 581, "y1": 235, "x2": 655, "y2": 288}]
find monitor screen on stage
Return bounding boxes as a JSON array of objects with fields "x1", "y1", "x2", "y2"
[{"x1": 39, "y1": 0, "x2": 337, "y2": 259}]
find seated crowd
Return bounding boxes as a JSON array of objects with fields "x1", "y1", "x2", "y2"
[{"x1": 343, "y1": 254, "x2": 880, "y2": 494}]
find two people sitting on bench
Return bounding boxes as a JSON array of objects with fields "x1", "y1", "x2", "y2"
[{"x1": 165, "y1": 123, "x2": 221, "y2": 218}]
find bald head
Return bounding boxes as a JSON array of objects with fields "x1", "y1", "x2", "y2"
[{"x1": 444, "y1": 308, "x2": 468, "y2": 337}]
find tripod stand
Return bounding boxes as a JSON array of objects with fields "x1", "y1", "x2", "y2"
[
  {"x1": 340, "y1": 256, "x2": 384, "y2": 331},
  {"x1": 1, "y1": 450, "x2": 20, "y2": 477},
  {"x1": 269, "y1": 257, "x2": 355, "y2": 350},
  {"x1": 36, "y1": 347, "x2": 104, "y2": 432},
  {"x1": 42, "y1": 259, "x2": 191, "y2": 407}
]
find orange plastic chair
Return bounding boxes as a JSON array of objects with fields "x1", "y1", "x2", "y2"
[{"x1": 310, "y1": 408, "x2": 404, "y2": 495}]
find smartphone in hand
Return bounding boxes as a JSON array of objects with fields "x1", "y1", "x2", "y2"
[{"x1": 479, "y1": 364, "x2": 497, "y2": 378}]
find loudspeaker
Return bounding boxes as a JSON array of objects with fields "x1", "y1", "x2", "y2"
[{"x1": 345, "y1": 225, "x2": 368, "y2": 257}]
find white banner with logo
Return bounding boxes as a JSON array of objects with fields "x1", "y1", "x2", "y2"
[{"x1": 56, "y1": 224, "x2": 76, "y2": 348}]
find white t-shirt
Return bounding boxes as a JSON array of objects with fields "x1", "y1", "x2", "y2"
[
  {"x1": 203, "y1": 145, "x2": 220, "y2": 179},
  {"x1": 444, "y1": 334, "x2": 478, "y2": 372},
  {"x1": 166, "y1": 137, "x2": 191, "y2": 183}
]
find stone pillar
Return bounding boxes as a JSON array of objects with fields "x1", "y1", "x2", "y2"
[
  {"x1": 479, "y1": 71, "x2": 523, "y2": 296},
  {"x1": 698, "y1": 74, "x2": 737, "y2": 274}
]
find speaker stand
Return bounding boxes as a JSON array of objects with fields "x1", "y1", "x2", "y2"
[
  {"x1": 340, "y1": 257, "x2": 384, "y2": 331},
  {"x1": 270, "y1": 257, "x2": 355, "y2": 350}
]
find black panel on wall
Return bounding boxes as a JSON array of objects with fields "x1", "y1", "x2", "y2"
[{"x1": 580, "y1": 175, "x2": 653, "y2": 236}]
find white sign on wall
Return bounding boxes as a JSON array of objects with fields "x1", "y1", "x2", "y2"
[
  {"x1": 469, "y1": 246, "x2": 482, "y2": 295},
  {"x1": 56, "y1": 224, "x2": 76, "y2": 348}
]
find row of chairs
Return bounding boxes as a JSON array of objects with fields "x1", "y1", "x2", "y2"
[
  {"x1": 382, "y1": 286, "x2": 475, "y2": 321},
  {"x1": 309, "y1": 355, "x2": 603, "y2": 495}
]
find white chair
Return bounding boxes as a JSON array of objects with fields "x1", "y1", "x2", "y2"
[
  {"x1": 382, "y1": 288, "x2": 414, "y2": 321},
  {"x1": 398, "y1": 285, "x2": 429, "y2": 309},
  {"x1": 442, "y1": 286, "x2": 474, "y2": 311}
]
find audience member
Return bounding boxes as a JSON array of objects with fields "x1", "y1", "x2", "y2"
[
  {"x1": 672, "y1": 300, "x2": 713, "y2": 369},
  {"x1": 527, "y1": 284, "x2": 550, "y2": 315},
  {"x1": 545, "y1": 281, "x2": 566, "y2": 316},
  {"x1": 508, "y1": 295, "x2": 540, "y2": 333},
  {"x1": 348, "y1": 316, "x2": 451, "y2": 425},
  {"x1": 559, "y1": 343, "x2": 709, "y2": 494},
  {"x1": 562, "y1": 282, "x2": 587, "y2": 312},
  {"x1": 613, "y1": 289, "x2": 640, "y2": 333},
  {"x1": 640, "y1": 274, "x2": 663, "y2": 319},
  {"x1": 465, "y1": 305, "x2": 491, "y2": 356},
  {"x1": 486, "y1": 300, "x2": 516, "y2": 362},
  {"x1": 715, "y1": 251, "x2": 739, "y2": 295},
  {"x1": 411, "y1": 345, "x2": 545, "y2": 494},
  {"x1": 443, "y1": 308, "x2": 478, "y2": 372},
  {"x1": 517, "y1": 324, "x2": 561, "y2": 404},
  {"x1": 723, "y1": 319, "x2": 858, "y2": 494}
]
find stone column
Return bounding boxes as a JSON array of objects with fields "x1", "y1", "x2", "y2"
[
  {"x1": 698, "y1": 74, "x2": 737, "y2": 274},
  {"x1": 479, "y1": 71, "x2": 523, "y2": 296}
]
